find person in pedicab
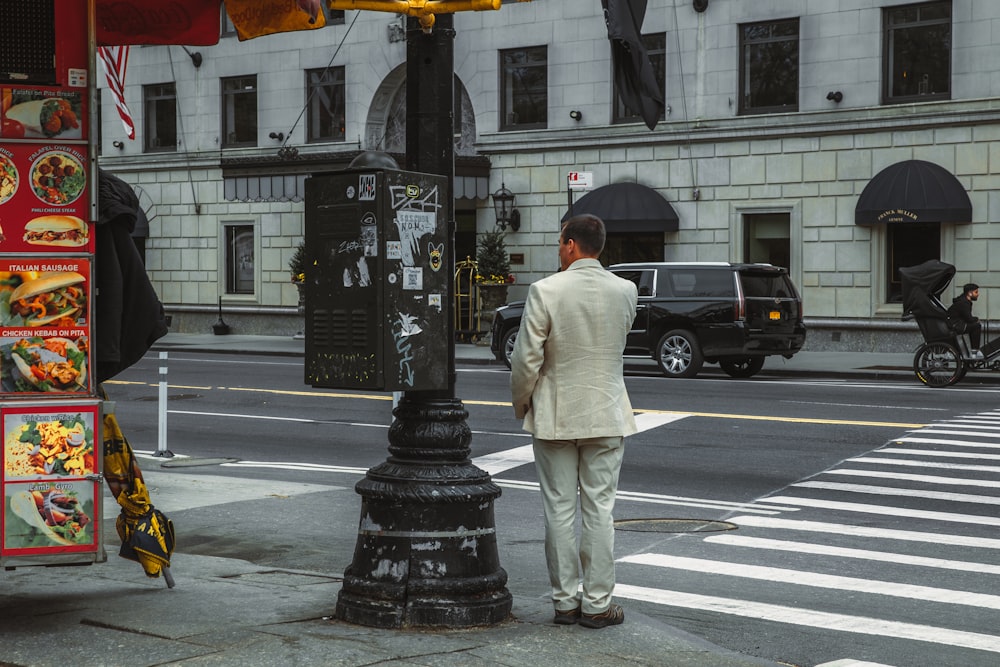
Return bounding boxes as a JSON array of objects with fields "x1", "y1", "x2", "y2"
[{"x1": 948, "y1": 282, "x2": 983, "y2": 359}]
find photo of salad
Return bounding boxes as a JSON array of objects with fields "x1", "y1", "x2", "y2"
[
  {"x1": 0, "y1": 153, "x2": 16, "y2": 205},
  {"x1": 30, "y1": 150, "x2": 85, "y2": 206}
]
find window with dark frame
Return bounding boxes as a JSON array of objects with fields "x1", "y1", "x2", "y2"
[
  {"x1": 220, "y1": 6, "x2": 235, "y2": 37},
  {"x1": 743, "y1": 213, "x2": 791, "y2": 271},
  {"x1": 221, "y1": 75, "x2": 258, "y2": 148},
  {"x1": 306, "y1": 67, "x2": 346, "y2": 143},
  {"x1": 143, "y1": 83, "x2": 177, "y2": 152},
  {"x1": 883, "y1": 1, "x2": 951, "y2": 104},
  {"x1": 738, "y1": 18, "x2": 799, "y2": 115},
  {"x1": 500, "y1": 46, "x2": 547, "y2": 131},
  {"x1": 887, "y1": 222, "x2": 940, "y2": 303},
  {"x1": 613, "y1": 33, "x2": 666, "y2": 124},
  {"x1": 224, "y1": 224, "x2": 255, "y2": 295}
]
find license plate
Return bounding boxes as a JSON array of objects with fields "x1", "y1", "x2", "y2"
[{"x1": 769, "y1": 311, "x2": 781, "y2": 321}]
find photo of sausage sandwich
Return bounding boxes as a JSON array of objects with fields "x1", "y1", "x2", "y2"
[{"x1": 6, "y1": 271, "x2": 86, "y2": 327}]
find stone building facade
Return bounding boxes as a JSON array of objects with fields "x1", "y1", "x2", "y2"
[{"x1": 98, "y1": 1, "x2": 1000, "y2": 351}]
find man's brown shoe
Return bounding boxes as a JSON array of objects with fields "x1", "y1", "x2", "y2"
[
  {"x1": 579, "y1": 603, "x2": 624, "y2": 629},
  {"x1": 553, "y1": 606, "x2": 581, "y2": 625}
]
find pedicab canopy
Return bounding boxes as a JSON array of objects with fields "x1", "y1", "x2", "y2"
[
  {"x1": 900, "y1": 259, "x2": 956, "y2": 320},
  {"x1": 855, "y1": 160, "x2": 972, "y2": 225}
]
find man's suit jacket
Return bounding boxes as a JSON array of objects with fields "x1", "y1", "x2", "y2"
[{"x1": 510, "y1": 258, "x2": 638, "y2": 440}]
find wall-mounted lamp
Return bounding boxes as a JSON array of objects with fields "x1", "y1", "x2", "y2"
[
  {"x1": 492, "y1": 182, "x2": 520, "y2": 231},
  {"x1": 181, "y1": 46, "x2": 202, "y2": 68},
  {"x1": 112, "y1": 140, "x2": 124, "y2": 149},
  {"x1": 826, "y1": 91, "x2": 843, "y2": 103},
  {"x1": 693, "y1": 0, "x2": 708, "y2": 12},
  {"x1": 569, "y1": 110, "x2": 582, "y2": 121},
  {"x1": 268, "y1": 131, "x2": 285, "y2": 141}
]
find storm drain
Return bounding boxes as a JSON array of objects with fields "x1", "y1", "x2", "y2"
[
  {"x1": 136, "y1": 393, "x2": 203, "y2": 401},
  {"x1": 614, "y1": 518, "x2": 737, "y2": 534}
]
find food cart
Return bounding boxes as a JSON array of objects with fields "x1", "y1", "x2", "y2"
[{"x1": 1, "y1": 1, "x2": 105, "y2": 570}]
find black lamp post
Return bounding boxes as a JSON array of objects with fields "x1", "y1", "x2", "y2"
[{"x1": 334, "y1": 12, "x2": 511, "y2": 629}]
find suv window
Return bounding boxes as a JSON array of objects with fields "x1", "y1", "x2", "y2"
[
  {"x1": 740, "y1": 272, "x2": 795, "y2": 298},
  {"x1": 613, "y1": 269, "x2": 655, "y2": 296},
  {"x1": 666, "y1": 269, "x2": 735, "y2": 298}
]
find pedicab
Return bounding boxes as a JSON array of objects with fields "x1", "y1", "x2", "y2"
[{"x1": 901, "y1": 260, "x2": 1000, "y2": 387}]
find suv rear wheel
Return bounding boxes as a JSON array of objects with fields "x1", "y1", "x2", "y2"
[
  {"x1": 656, "y1": 330, "x2": 703, "y2": 378},
  {"x1": 719, "y1": 357, "x2": 765, "y2": 378},
  {"x1": 501, "y1": 326, "x2": 519, "y2": 369}
]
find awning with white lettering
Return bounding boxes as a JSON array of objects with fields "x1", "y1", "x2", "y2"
[{"x1": 855, "y1": 160, "x2": 972, "y2": 225}]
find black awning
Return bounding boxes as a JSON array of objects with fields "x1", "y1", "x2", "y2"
[
  {"x1": 855, "y1": 160, "x2": 972, "y2": 225},
  {"x1": 562, "y1": 182, "x2": 679, "y2": 232}
]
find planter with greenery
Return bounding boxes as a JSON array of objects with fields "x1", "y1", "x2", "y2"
[{"x1": 475, "y1": 229, "x2": 514, "y2": 322}]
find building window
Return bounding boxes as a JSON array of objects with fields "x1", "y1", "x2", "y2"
[
  {"x1": 500, "y1": 46, "x2": 547, "y2": 131},
  {"x1": 306, "y1": 67, "x2": 346, "y2": 143},
  {"x1": 739, "y1": 18, "x2": 799, "y2": 115},
  {"x1": 143, "y1": 83, "x2": 176, "y2": 152},
  {"x1": 601, "y1": 233, "x2": 664, "y2": 266},
  {"x1": 887, "y1": 222, "x2": 940, "y2": 302},
  {"x1": 222, "y1": 75, "x2": 257, "y2": 148},
  {"x1": 224, "y1": 223, "x2": 255, "y2": 295},
  {"x1": 327, "y1": 9, "x2": 345, "y2": 24},
  {"x1": 613, "y1": 33, "x2": 666, "y2": 124},
  {"x1": 743, "y1": 213, "x2": 791, "y2": 270},
  {"x1": 221, "y1": 6, "x2": 235, "y2": 37},
  {"x1": 883, "y1": 1, "x2": 951, "y2": 104}
]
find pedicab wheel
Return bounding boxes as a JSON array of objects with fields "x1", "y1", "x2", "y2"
[{"x1": 913, "y1": 342, "x2": 964, "y2": 387}]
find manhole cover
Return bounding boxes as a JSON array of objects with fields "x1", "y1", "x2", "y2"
[
  {"x1": 614, "y1": 518, "x2": 737, "y2": 534},
  {"x1": 136, "y1": 393, "x2": 203, "y2": 401},
  {"x1": 160, "y1": 457, "x2": 240, "y2": 468}
]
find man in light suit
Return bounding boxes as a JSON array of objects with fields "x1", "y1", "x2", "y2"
[{"x1": 510, "y1": 214, "x2": 638, "y2": 629}]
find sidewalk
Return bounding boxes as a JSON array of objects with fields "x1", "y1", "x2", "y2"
[{"x1": 2, "y1": 333, "x2": 963, "y2": 667}]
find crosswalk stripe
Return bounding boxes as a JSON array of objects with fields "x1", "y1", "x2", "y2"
[
  {"x1": 613, "y1": 584, "x2": 1000, "y2": 653},
  {"x1": 896, "y1": 436, "x2": 1000, "y2": 450},
  {"x1": 851, "y1": 456, "x2": 1000, "y2": 474},
  {"x1": 881, "y1": 447, "x2": 1000, "y2": 460},
  {"x1": 618, "y1": 554, "x2": 1000, "y2": 610},
  {"x1": 765, "y1": 496, "x2": 1000, "y2": 526},
  {"x1": 824, "y1": 468, "x2": 1000, "y2": 488},
  {"x1": 702, "y1": 534, "x2": 1000, "y2": 575},
  {"x1": 730, "y1": 515, "x2": 1000, "y2": 549},
  {"x1": 792, "y1": 480, "x2": 1000, "y2": 505},
  {"x1": 915, "y1": 429, "x2": 1000, "y2": 439}
]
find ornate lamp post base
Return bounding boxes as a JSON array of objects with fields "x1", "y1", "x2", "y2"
[{"x1": 335, "y1": 396, "x2": 512, "y2": 628}]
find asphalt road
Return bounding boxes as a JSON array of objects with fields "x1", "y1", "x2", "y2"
[{"x1": 101, "y1": 351, "x2": 1000, "y2": 667}]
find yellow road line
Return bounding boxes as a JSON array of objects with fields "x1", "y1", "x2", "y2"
[{"x1": 106, "y1": 381, "x2": 922, "y2": 429}]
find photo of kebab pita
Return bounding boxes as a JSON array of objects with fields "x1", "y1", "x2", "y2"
[
  {"x1": 23, "y1": 214, "x2": 89, "y2": 247},
  {"x1": 4, "y1": 97, "x2": 81, "y2": 139},
  {"x1": 9, "y1": 336, "x2": 88, "y2": 393},
  {"x1": 6, "y1": 271, "x2": 86, "y2": 326}
]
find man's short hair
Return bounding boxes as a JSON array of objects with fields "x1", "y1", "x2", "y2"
[
  {"x1": 964, "y1": 283, "x2": 980, "y2": 294},
  {"x1": 561, "y1": 214, "x2": 606, "y2": 256}
]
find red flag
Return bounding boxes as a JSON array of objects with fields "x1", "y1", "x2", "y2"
[
  {"x1": 96, "y1": 0, "x2": 222, "y2": 47},
  {"x1": 98, "y1": 46, "x2": 135, "y2": 140}
]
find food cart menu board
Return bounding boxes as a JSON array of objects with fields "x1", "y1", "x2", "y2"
[
  {"x1": 1, "y1": 400, "x2": 100, "y2": 556},
  {"x1": 0, "y1": 257, "x2": 91, "y2": 397}
]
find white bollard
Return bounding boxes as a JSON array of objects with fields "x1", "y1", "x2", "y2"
[{"x1": 153, "y1": 351, "x2": 174, "y2": 457}]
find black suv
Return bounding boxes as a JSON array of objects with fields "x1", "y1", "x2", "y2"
[{"x1": 490, "y1": 262, "x2": 806, "y2": 379}]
